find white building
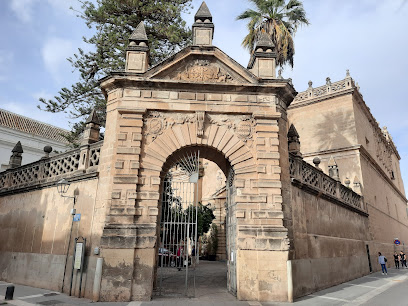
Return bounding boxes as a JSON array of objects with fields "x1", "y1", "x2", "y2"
[{"x1": 0, "y1": 108, "x2": 70, "y2": 170}]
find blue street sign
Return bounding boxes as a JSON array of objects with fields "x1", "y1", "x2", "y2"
[
  {"x1": 73, "y1": 214, "x2": 81, "y2": 222},
  {"x1": 394, "y1": 239, "x2": 401, "y2": 245}
]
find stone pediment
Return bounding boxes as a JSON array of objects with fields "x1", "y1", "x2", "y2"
[{"x1": 145, "y1": 46, "x2": 258, "y2": 84}]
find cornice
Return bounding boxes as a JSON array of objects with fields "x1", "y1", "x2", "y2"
[{"x1": 359, "y1": 145, "x2": 407, "y2": 202}]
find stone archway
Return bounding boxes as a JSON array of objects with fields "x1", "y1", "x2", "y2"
[
  {"x1": 151, "y1": 144, "x2": 236, "y2": 297},
  {"x1": 97, "y1": 21, "x2": 295, "y2": 301},
  {"x1": 141, "y1": 118, "x2": 257, "y2": 298}
]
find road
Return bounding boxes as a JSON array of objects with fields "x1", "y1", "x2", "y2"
[{"x1": 1, "y1": 265, "x2": 408, "y2": 305}]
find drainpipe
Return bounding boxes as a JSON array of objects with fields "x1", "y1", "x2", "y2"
[{"x1": 287, "y1": 260, "x2": 293, "y2": 302}]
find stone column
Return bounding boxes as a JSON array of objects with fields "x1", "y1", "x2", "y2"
[{"x1": 98, "y1": 86, "x2": 146, "y2": 301}]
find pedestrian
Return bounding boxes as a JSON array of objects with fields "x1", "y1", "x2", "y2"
[
  {"x1": 177, "y1": 245, "x2": 184, "y2": 271},
  {"x1": 394, "y1": 252, "x2": 400, "y2": 269},
  {"x1": 400, "y1": 251, "x2": 407, "y2": 268},
  {"x1": 378, "y1": 252, "x2": 387, "y2": 275}
]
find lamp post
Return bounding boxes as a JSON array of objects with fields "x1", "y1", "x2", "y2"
[{"x1": 56, "y1": 179, "x2": 76, "y2": 293}]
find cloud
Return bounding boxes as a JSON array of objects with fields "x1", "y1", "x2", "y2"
[
  {"x1": 41, "y1": 37, "x2": 76, "y2": 83},
  {"x1": 10, "y1": 0, "x2": 37, "y2": 23}
]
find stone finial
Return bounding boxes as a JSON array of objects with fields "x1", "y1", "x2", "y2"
[
  {"x1": 353, "y1": 176, "x2": 362, "y2": 194},
  {"x1": 247, "y1": 30, "x2": 277, "y2": 78},
  {"x1": 129, "y1": 21, "x2": 148, "y2": 44},
  {"x1": 346, "y1": 69, "x2": 350, "y2": 77},
  {"x1": 308, "y1": 80, "x2": 313, "y2": 88},
  {"x1": 255, "y1": 31, "x2": 275, "y2": 50},
  {"x1": 328, "y1": 156, "x2": 340, "y2": 181},
  {"x1": 313, "y1": 157, "x2": 321, "y2": 169},
  {"x1": 326, "y1": 77, "x2": 331, "y2": 85},
  {"x1": 81, "y1": 109, "x2": 101, "y2": 146},
  {"x1": 9, "y1": 141, "x2": 23, "y2": 169},
  {"x1": 288, "y1": 124, "x2": 302, "y2": 157},
  {"x1": 278, "y1": 69, "x2": 283, "y2": 79},
  {"x1": 41, "y1": 145, "x2": 53, "y2": 159},
  {"x1": 192, "y1": 2, "x2": 214, "y2": 46},
  {"x1": 86, "y1": 108, "x2": 101, "y2": 125},
  {"x1": 195, "y1": 1, "x2": 212, "y2": 21},
  {"x1": 344, "y1": 177, "x2": 351, "y2": 188},
  {"x1": 126, "y1": 21, "x2": 149, "y2": 73}
]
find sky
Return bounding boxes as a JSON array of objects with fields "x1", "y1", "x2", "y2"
[{"x1": 1, "y1": 0, "x2": 407, "y2": 191}]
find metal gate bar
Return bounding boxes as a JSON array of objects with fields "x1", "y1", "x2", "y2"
[{"x1": 156, "y1": 151, "x2": 199, "y2": 297}]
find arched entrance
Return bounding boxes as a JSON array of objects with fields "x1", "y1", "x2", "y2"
[{"x1": 154, "y1": 146, "x2": 236, "y2": 298}]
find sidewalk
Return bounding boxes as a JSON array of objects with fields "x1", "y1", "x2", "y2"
[{"x1": 1, "y1": 268, "x2": 407, "y2": 305}]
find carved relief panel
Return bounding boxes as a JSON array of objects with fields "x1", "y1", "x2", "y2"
[{"x1": 143, "y1": 111, "x2": 256, "y2": 146}]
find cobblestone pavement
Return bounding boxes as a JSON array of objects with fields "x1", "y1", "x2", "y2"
[{"x1": 1, "y1": 262, "x2": 408, "y2": 305}]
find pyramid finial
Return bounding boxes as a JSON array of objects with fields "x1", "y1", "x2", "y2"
[
  {"x1": 12, "y1": 141, "x2": 23, "y2": 154},
  {"x1": 195, "y1": 1, "x2": 212, "y2": 21},
  {"x1": 86, "y1": 109, "x2": 100, "y2": 125},
  {"x1": 192, "y1": 1, "x2": 214, "y2": 46},
  {"x1": 81, "y1": 109, "x2": 101, "y2": 146},
  {"x1": 255, "y1": 31, "x2": 275, "y2": 50},
  {"x1": 328, "y1": 156, "x2": 337, "y2": 167},
  {"x1": 130, "y1": 21, "x2": 148, "y2": 43},
  {"x1": 126, "y1": 21, "x2": 149, "y2": 73},
  {"x1": 288, "y1": 124, "x2": 299, "y2": 138},
  {"x1": 9, "y1": 141, "x2": 23, "y2": 168},
  {"x1": 248, "y1": 30, "x2": 277, "y2": 78}
]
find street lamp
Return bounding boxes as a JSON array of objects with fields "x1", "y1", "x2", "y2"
[
  {"x1": 56, "y1": 178, "x2": 77, "y2": 294},
  {"x1": 57, "y1": 179, "x2": 72, "y2": 196}
]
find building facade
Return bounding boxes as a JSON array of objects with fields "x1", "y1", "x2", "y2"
[
  {"x1": 0, "y1": 108, "x2": 70, "y2": 170},
  {"x1": 0, "y1": 3, "x2": 406, "y2": 303}
]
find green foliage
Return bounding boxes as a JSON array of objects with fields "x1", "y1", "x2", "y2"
[
  {"x1": 186, "y1": 202, "x2": 216, "y2": 237},
  {"x1": 39, "y1": 0, "x2": 192, "y2": 146},
  {"x1": 237, "y1": 0, "x2": 309, "y2": 68}
]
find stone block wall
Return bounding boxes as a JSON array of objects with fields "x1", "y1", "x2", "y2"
[
  {"x1": 291, "y1": 184, "x2": 370, "y2": 298},
  {"x1": 0, "y1": 178, "x2": 101, "y2": 298}
]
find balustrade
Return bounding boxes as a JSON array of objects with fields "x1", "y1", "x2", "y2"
[
  {"x1": 289, "y1": 154, "x2": 366, "y2": 213},
  {"x1": 0, "y1": 141, "x2": 103, "y2": 193}
]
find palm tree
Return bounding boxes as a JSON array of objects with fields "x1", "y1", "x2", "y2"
[{"x1": 237, "y1": 0, "x2": 309, "y2": 68}]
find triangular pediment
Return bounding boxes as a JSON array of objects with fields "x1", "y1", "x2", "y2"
[{"x1": 145, "y1": 46, "x2": 258, "y2": 85}]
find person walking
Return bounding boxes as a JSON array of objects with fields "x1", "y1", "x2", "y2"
[
  {"x1": 378, "y1": 252, "x2": 387, "y2": 275},
  {"x1": 177, "y1": 245, "x2": 184, "y2": 271},
  {"x1": 394, "y1": 252, "x2": 400, "y2": 269},
  {"x1": 400, "y1": 251, "x2": 407, "y2": 268}
]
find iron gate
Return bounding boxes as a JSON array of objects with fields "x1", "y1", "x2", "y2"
[
  {"x1": 226, "y1": 168, "x2": 237, "y2": 295},
  {"x1": 156, "y1": 151, "x2": 199, "y2": 297}
]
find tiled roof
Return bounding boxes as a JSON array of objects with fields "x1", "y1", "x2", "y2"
[{"x1": 0, "y1": 108, "x2": 69, "y2": 144}]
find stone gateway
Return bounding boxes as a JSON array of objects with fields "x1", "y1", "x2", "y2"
[{"x1": 0, "y1": 2, "x2": 406, "y2": 304}]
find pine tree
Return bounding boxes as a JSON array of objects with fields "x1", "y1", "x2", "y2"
[{"x1": 39, "y1": 0, "x2": 192, "y2": 146}]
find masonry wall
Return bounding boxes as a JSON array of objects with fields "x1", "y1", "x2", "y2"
[
  {"x1": 291, "y1": 185, "x2": 370, "y2": 298},
  {"x1": 288, "y1": 95, "x2": 363, "y2": 187},
  {"x1": 0, "y1": 178, "x2": 102, "y2": 298}
]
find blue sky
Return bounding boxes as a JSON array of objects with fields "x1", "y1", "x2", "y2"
[{"x1": 1, "y1": 0, "x2": 407, "y2": 191}]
